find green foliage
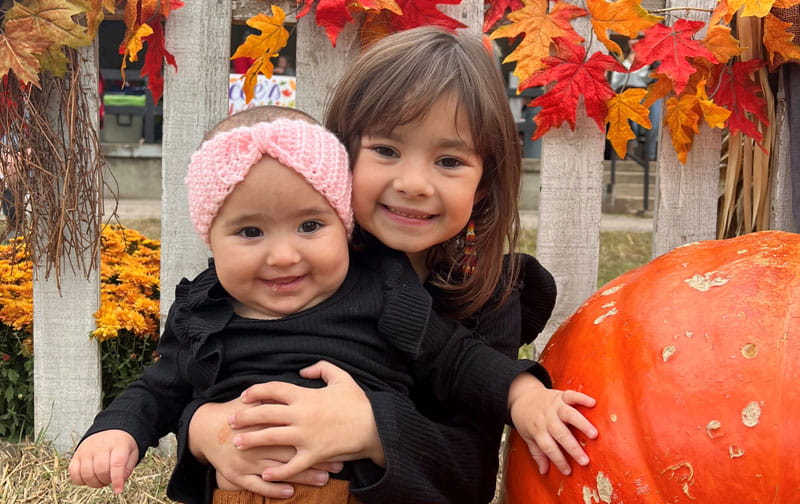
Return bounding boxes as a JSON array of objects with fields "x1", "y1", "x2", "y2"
[
  {"x1": 0, "y1": 326, "x2": 33, "y2": 442},
  {"x1": 100, "y1": 333, "x2": 160, "y2": 406}
]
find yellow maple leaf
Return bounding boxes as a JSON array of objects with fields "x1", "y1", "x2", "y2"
[
  {"x1": 120, "y1": 22, "x2": 153, "y2": 82},
  {"x1": 665, "y1": 93, "x2": 701, "y2": 163},
  {"x1": 703, "y1": 24, "x2": 743, "y2": 63},
  {"x1": 695, "y1": 79, "x2": 731, "y2": 128},
  {"x1": 37, "y1": 43, "x2": 70, "y2": 77},
  {"x1": 86, "y1": 0, "x2": 116, "y2": 38},
  {"x1": 727, "y1": 0, "x2": 776, "y2": 18},
  {"x1": 231, "y1": 5, "x2": 290, "y2": 103},
  {"x1": 763, "y1": 13, "x2": 800, "y2": 68},
  {"x1": 605, "y1": 88, "x2": 652, "y2": 158},
  {"x1": 490, "y1": 0, "x2": 586, "y2": 86},
  {"x1": 586, "y1": 0, "x2": 662, "y2": 55},
  {"x1": 0, "y1": 18, "x2": 51, "y2": 87},
  {"x1": 4, "y1": 0, "x2": 91, "y2": 50}
]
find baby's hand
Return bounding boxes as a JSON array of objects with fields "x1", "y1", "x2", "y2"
[
  {"x1": 508, "y1": 373, "x2": 598, "y2": 476},
  {"x1": 68, "y1": 430, "x2": 138, "y2": 494}
]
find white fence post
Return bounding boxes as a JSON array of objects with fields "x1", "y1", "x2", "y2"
[{"x1": 33, "y1": 44, "x2": 102, "y2": 453}]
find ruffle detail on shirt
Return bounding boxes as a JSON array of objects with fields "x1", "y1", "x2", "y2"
[
  {"x1": 357, "y1": 245, "x2": 432, "y2": 360},
  {"x1": 172, "y1": 263, "x2": 233, "y2": 388}
]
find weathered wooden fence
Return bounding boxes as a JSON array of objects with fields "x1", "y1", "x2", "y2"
[{"x1": 30, "y1": 0, "x2": 796, "y2": 464}]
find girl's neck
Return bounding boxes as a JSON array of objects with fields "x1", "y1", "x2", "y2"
[{"x1": 406, "y1": 251, "x2": 428, "y2": 281}]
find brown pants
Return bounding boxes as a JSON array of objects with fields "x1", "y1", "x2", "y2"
[{"x1": 212, "y1": 479, "x2": 363, "y2": 504}]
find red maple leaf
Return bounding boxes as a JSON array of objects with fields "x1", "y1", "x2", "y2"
[
  {"x1": 483, "y1": 0, "x2": 524, "y2": 32},
  {"x1": 712, "y1": 59, "x2": 769, "y2": 146},
  {"x1": 139, "y1": 20, "x2": 176, "y2": 105},
  {"x1": 630, "y1": 19, "x2": 716, "y2": 94},
  {"x1": 298, "y1": 0, "x2": 357, "y2": 47},
  {"x1": 522, "y1": 38, "x2": 626, "y2": 138},
  {"x1": 381, "y1": 0, "x2": 467, "y2": 33}
]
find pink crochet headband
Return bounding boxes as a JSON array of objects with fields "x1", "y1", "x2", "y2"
[{"x1": 185, "y1": 118, "x2": 353, "y2": 245}]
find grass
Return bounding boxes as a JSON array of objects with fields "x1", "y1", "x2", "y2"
[
  {"x1": 0, "y1": 440, "x2": 175, "y2": 503},
  {"x1": 1, "y1": 219, "x2": 652, "y2": 502}
]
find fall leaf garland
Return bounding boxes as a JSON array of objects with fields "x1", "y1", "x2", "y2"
[{"x1": 0, "y1": 0, "x2": 797, "y2": 163}]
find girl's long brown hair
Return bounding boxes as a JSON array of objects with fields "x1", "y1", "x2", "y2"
[{"x1": 325, "y1": 26, "x2": 522, "y2": 321}]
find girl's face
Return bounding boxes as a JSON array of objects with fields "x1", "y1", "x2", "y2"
[
  {"x1": 352, "y1": 93, "x2": 483, "y2": 275},
  {"x1": 208, "y1": 157, "x2": 350, "y2": 319}
]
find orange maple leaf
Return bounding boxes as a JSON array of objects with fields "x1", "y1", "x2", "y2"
[
  {"x1": 605, "y1": 88, "x2": 651, "y2": 158},
  {"x1": 703, "y1": 24, "x2": 743, "y2": 64},
  {"x1": 695, "y1": 79, "x2": 731, "y2": 128},
  {"x1": 490, "y1": 0, "x2": 586, "y2": 86},
  {"x1": 664, "y1": 93, "x2": 700, "y2": 163},
  {"x1": 0, "y1": 18, "x2": 51, "y2": 87},
  {"x1": 231, "y1": 5, "x2": 290, "y2": 103},
  {"x1": 586, "y1": 0, "x2": 662, "y2": 55},
  {"x1": 728, "y1": 0, "x2": 776, "y2": 17},
  {"x1": 643, "y1": 72, "x2": 672, "y2": 107},
  {"x1": 4, "y1": 0, "x2": 91, "y2": 49},
  {"x1": 710, "y1": 0, "x2": 737, "y2": 24},
  {"x1": 763, "y1": 12, "x2": 800, "y2": 68}
]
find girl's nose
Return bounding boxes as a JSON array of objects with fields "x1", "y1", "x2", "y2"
[
  {"x1": 392, "y1": 163, "x2": 434, "y2": 198},
  {"x1": 266, "y1": 240, "x2": 301, "y2": 267}
]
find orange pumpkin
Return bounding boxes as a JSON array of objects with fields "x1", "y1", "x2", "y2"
[{"x1": 505, "y1": 230, "x2": 800, "y2": 503}]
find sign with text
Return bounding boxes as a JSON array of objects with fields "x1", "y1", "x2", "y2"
[{"x1": 228, "y1": 74, "x2": 296, "y2": 114}]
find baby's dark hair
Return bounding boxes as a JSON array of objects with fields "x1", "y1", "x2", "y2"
[
  {"x1": 204, "y1": 106, "x2": 317, "y2": 140},
  {"x1": 325, "y1": 27, "x2": 522, "y2": 320}
]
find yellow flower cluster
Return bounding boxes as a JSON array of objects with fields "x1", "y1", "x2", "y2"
[{"x1": 0, "y1": 225, "x2": 160, "y2": 343}]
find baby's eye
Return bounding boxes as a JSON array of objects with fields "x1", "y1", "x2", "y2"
[
  {"x1": 238, "y1": 227, "x2": 262, "y2": 238},
  {"x1": 299, "y1": 221, "x2": 323, "y2": 234},
  {"x1": 437, "y1": 157, "x2": 463, "y2": 169}
]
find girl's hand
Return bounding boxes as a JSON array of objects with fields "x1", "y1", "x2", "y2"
[
  {"x1": 230, "y1": 360, "x2": 385, "y2": 481},
  {"x1": 507, "y1": 373, "x2": 598, "y2": 476},
  {"x1": 188, "y1": 400, "x2": 343, "y2": 498}
]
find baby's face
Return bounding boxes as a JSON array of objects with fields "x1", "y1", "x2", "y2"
[{"x1": 208, "y1": 157, "x2": 350, "y2": 319}]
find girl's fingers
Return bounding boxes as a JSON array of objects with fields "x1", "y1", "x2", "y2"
[
  {"x1": 236, "y1": 425, "x2": 297, "y2": 451},
  {"x1": 563, "y1": 390, "x2": 597, "y2": 408},
  {"x1": 229, "y1": 403, "x2": 291, "y2": 429},
  {"x1": 240, "y1": 381, "x2": 306, "y2": 404},
  {"x1": 299, "y1": 360, "x2": 349, "y2": 383},
  {"x1": 262, "y1": 452, "x2": 317, "y2": 482},
  {"x1": 228, "y1": 474, "x2": 296, "y2": 499},
  {"x1": 524, "y1": 439, "x2": 550, "y2": 475}
]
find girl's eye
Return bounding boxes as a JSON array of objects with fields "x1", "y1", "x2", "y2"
[
  {"x1": 437, "y1": 156, "x2": 463, "y2": 169},
  {"x1": 372, "y1": 145, "x2": 398, "y2": 158},
  {"x1": 299, "y1": 221, "x2": 323, "y2": 234},
  {"x1": 238, "y1": 226, "x2": 262, "y2": 238}
]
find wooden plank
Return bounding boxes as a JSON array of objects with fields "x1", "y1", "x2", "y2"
[
  {"x1": 534, "y1": 16, "x2": 606, "y2": 355},
  {"x1": 232, "y1": 0, "x2": 298, "y2": 22},
  {"x1": 161, "y1": 2, "x2": 232, "y2": 324},
  {"x1": 651, "y1": 0, "x2": 720, "y2": 258},
  {"x1": 295, "y1": 16, "x2": 361, "y2": 121},
  {"x1": 33, "y1": 44, "x2": 102, "y2": 454},
  {"x1": 769, "y1": 69, "x2": 797, "y2": 232}
]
